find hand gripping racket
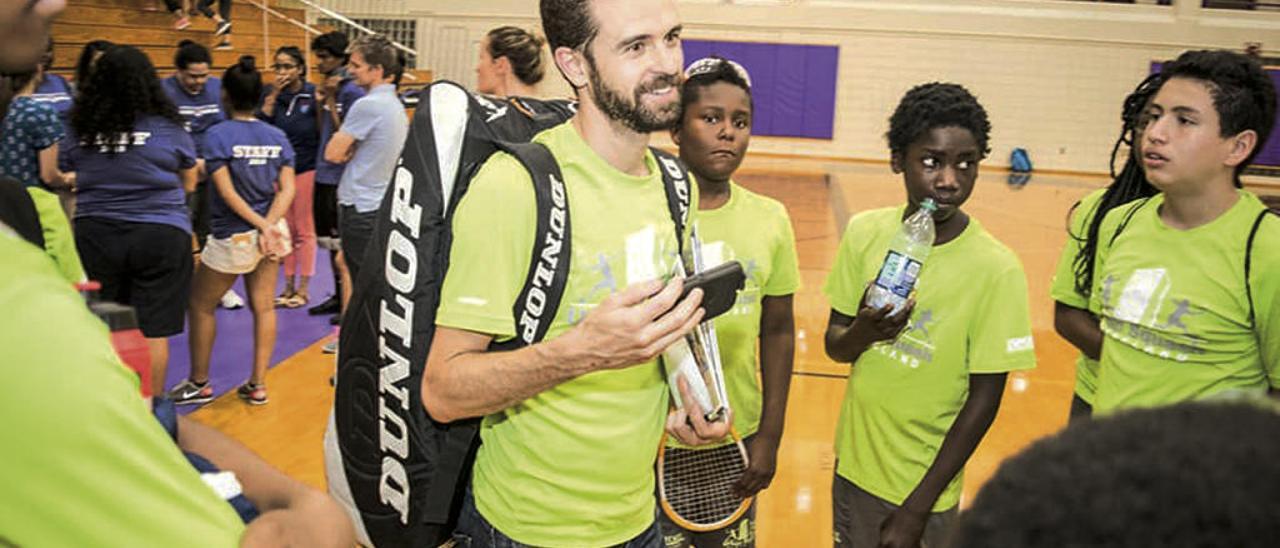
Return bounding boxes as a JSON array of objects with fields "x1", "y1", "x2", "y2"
[{"x1": 658, "y1": 226, "x2": 751, "y2": 532}]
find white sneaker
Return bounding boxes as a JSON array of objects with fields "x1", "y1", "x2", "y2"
[
  {"x1": 220, "y1": 289, "x2": 245, "y2": 309},
  {"x1": 322, "y1": 339, "x2": 338, "y2": 354}
]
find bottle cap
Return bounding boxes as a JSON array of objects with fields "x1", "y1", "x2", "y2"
[{"x1": 920, "y1": 198, "x2": 938, "y2": 212}]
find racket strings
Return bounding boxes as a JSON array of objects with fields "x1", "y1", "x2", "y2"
[{"x1": 661, "y1": 443, "x2": 748, "y2": 525}]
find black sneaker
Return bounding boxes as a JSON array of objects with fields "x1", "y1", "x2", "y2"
[
  {"x1": 214, "y1": 38, "x2": 233, "y2": 51},
  {"x1": 329, "y1": 313, "x2": 341, "y2": 326},
  {"x1": 214, "y1": 21, "x2": 232, "y2": 36},
  {"x1": 168, "y1": 379, "x2": 214, "y2": 405},
  {"x1": 308, "y1": 294, "x2": 340, "y2": 316}
]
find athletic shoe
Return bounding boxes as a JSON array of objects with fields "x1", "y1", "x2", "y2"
[
  {"x1": 329, "y1": 313, "x2": 341, "y2": 326},
  {"x1": 214, "y1": 21, "x2": 232, "y2": 36},
  {"x1": 169, "y1": 379, "x2": 214, "y2": 405},
  {"x1": 214, "y1": 39, "x2": 233, "y2": 51},
  {"x1": 322, "y1": 339, "x2": 338, "y2": 354},
  {"x1": 309, "y1": 294, "x2": 340, "y2": 315},
  {"x1": 173, "y1": 15, "x2": 191, "y2": 30},
  {"x1": 237, "y1": 382, "x2": 268, "y2": 405},
  {"x1": 220, "y1": 289, "x2": 245, "y2": 309}
]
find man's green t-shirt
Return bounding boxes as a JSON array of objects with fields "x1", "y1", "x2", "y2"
[
  {"x1": 436, "y1": 122, "x2": 692, "y2": 546},
  {"x1": 0, "y1": 231, "x2": 244, "y2": 546},
  {"x1": 28, "y1": 186, "x2": 86, "y2": 284},
  {"x1": 1049, "y1": 188, "x2": 1106, "y2": 404},
  {"x1": 823, "y1": 207, "x2": 1036, "y2": 511},
  {"x1": 1090, "y1": 190, "x2": 1280, "y2": 413},
  {"x1": 677, "y1": 182, "x2": 801, "y2": 441}
]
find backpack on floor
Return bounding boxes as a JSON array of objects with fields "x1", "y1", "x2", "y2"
[
  {"x1": 1010, "y1": 147, "x2": 1033, "y2": 173},
  {"x1": 323, "y1": 80, "x2": 692, "y2": 547}
]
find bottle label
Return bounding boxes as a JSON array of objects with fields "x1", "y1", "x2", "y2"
[{"x1": 874, "y1": 250, "x2": 922, "y2": 299}]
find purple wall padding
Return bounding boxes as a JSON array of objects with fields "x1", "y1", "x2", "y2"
[
  {"x1": 683, "y1": 40, "x2": 839, "y2": 139},
  {"x1": 1151, "y1": 60, "x2": 1280, "y2": 167}
]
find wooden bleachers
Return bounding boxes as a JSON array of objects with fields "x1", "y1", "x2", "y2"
[{"x1": 52, "y1": 0, "x2": 309, "y2": 78}]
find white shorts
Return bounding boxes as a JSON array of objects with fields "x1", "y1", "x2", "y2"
[{"x1": 202, "y1": 221, "x2": 291, "y2": 275}]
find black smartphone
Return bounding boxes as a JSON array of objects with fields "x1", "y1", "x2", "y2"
[{"x1": 678, "y1": 260, "x2": 745, "y2": 321}]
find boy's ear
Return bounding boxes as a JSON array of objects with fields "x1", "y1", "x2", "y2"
[
  {"x1": 890, "y1": 152, "x2": 904, "y2": 174},
  {"x1": 670, "y1": 126, "x2": 682, "y2": 145},
  {"x1": 1224, "y1": 129, "x2": 1258, "y2": 169}
]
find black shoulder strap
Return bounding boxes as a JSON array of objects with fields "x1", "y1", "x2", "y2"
[
  {"x1": 494, "y1": 141, "x2": 572, "y2": 347},
  {"x1": 1108, "y1": 196, "x2": 1154, "y2": 247},
  {"x1": 1245, "y1": 208, "x2": 1277, "y2": 327},
  {"x1": 649, "y1": 147, "x2": 692, "y2": 258}
]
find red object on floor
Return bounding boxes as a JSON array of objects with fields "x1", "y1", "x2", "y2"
[
  {"x1": 79, "y1": 281, "x2": 152, "y2": 397},
  {"x1": 110, "y1": 326, "x2": 152, "y2": 398}
]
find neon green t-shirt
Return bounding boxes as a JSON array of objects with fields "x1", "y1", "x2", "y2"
[
  {"x1": 1090, "y1": 190, "x2": 1280, "y2": 414},
  {"x1": 1049, "y1": 188, "x2": 1106, "y2": 404},
  {"x1": 437, "y1": 122, "x2": 693, "y2": 546},
  {"x1": 28, "y1": 186, "x2": 86, "y2": 284},
  {"x1": 0, "y1": 231, "x2": 244, "y2": 546},
  {"x1": 823, "y1": 206, "x2": 1036, "y2": 511},
  {"x1": 679, "y1": 182, "x2": 801, "y2": 441}
]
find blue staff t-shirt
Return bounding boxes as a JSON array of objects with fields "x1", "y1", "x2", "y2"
[
  {"x1": 32, "y1": 74, "x2": 73, "y2": 128},
  {"x1": 0, "y1": 96, "x2": 64, "y2": 188},
  {"x1": 256, "y1": 82, "x2": 318, "y2": 174},
  {"x1": 162, "y1": 75, "x2": 225, "y2": 155},
  {"x1": 315, "y1": 74, "x2": 364, "y2": 185},
  {"x1": 64, "y1": 115, "x2": 197, "y2": 232},
  {"x1": 203, "y1": 119, "x2": 295, "y2": 239}
]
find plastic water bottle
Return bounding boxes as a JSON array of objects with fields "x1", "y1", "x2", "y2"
[{"x1": 867, "y1": 198, "x2": 937, "y2": 315}]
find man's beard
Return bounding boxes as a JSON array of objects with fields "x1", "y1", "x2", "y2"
[{"x1": 586, "y1": 55, "x2": 681, "y2": 133}]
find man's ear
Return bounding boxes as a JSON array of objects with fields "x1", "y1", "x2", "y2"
[
  {"x1": 553, "y1": 46, "x2": 588, "y2": 90},
  {"x1": 1224, "y1": 129, "x2": 1258, "y2": 169}
]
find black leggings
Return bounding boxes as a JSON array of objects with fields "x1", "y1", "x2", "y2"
[
  {"x1": 197, "y1": 0, "x2": 232, "y2": 22},
  {"x1": 165, "y1": 0, "x2": 231, "y2": 21}
]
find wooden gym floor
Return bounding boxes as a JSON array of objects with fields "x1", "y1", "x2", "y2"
[{"x1": 190, "y1": 155, "x2": 1121, "y2": 546}]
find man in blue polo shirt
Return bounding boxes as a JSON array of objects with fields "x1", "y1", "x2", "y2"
[{"x1": 323, "y1": 34, "x2": 408, "y2": 307}]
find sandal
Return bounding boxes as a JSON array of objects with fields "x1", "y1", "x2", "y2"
[
  {"x1": 274, "y1": 289, "x2": 295, "y2": 307},
  {"x1": 284, "y1": 292, "x2": 309, "y2": 309}
]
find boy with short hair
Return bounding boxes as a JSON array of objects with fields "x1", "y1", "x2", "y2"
[
  {"x1": 661, "y1": 56, "x2": 801, "y2": 548},
  {"x1": 823, "y1": 83, "x2": 1036, "y2": 548}
]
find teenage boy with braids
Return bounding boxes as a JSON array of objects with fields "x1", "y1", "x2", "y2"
[
  {"x1": 1089, "y1": 49, "x2": 1280, "y2": 414},
  {"x1": 823, "y1": 83, "x2": 1036, "y2": 548},
  {"x1": 1050, "y1": 75, "x2": 1160, "y2": 421}
]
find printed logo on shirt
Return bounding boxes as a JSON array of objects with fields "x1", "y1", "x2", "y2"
[
  {"x1": 875, "y1": 308, "x2": 936, "y2": 369},
  {"x1": 567, "y1": 253, "x2": 619, "y2": 326},
  {"x1": 566, "y1": 225, "x2": 678, "y2": 326},
  {"x1": 233, "y1": 145, "x2": 284, "y2": 166},
  {"x1": 1100, "y1": 270, "x2": 1208, "y2": 362},
  {"x1": 1006, "y1": 336, "x2": 1034, "y2": 353},
  {"x1": 87, "y1": 131, "x2": 152, "y2": 153}
]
